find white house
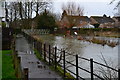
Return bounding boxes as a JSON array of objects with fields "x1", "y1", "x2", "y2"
[{"x1": 0, "y1": 1, "x2": 5, "y2": 27}]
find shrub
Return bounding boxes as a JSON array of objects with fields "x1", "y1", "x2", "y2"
[
  {"x1": 37, "y1": 10, "x2": 57, "y2": 33},
  {"x1": 2, "y1": 21, "x2": 6, "y2": 27}
]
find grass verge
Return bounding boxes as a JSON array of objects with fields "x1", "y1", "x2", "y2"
[
  {"x1": 2, "y1": 50, "x2": 16, "y2": 79},
  {"x1": 0, "y1": 50, "x2": 2, "y2": 79}
]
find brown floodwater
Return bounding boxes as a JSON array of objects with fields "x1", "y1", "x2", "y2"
[{"x1": 38, "y1": 35, "x2": 119, "y2": 78}]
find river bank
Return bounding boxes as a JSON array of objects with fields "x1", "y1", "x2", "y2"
[
  {"x1": 56, "y1": 28, "x2": 120, "y2": 38},
  {"x1": 77, "y1": 36, "x2": 119, "y2": 47},
  {"x1": 54, "y1": 28, "x2": 120, "y2": 47}
]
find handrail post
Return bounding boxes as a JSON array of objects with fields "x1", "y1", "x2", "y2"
[
  {"x1": 54, "y1": 47, "x2": 57, "y2": 69},
  {"x1": 34, "y1": 39, "x2": 36, "y2": 49},
  {"x1": 14, "y1": 51, "x2": 18, "y2": 69},
  {"x1": 49, "y1": 45, "x2": 51, "y2": 65},
  {"x1": 63, "y1": 50, "x2": 66, "y2": 78},
  {"x1": 38, "y1": 41, "x2": 40, "y2": 53},
  {"x1": 17, "y1": 56, "x2": 21, "y2": 78},
  {"x1": 44, "y1": 43, "x2": 46, "y2": 61},
  {"x1": 18, "y1": 56, "x2": 21, "y2": 64},
  {"x1": 40, "y1": 42, "x2": 42, "y2": 55},
  {"x1": 35, "y1": 40, "x2": 37, "y2": 49},
  {"x1": 31, "y1": 37, "x2": 33, "y2": 46},
  {"x1": 24, "y1": 68, "x2": 28, "y2": 80},
  {"x1": 37, "y1": 41, "x2": 39, "y2": 50},
  {"x1": 118, "y1": 69, "x2": 120, "y2": 80},
  {"x1": 76, "y1": 55, "x2": 79, "y2": 80},
  {"x1": 90, "y1": 58, "x2": 94, "y2": 80},
  {"x1": 36, "y1": 41, "x2": 38, "y2": 50}
]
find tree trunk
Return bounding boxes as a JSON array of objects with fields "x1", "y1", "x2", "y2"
[
  {"x1": 19, "y1": 2, "x2": 23, "y2": 19},
  {"x1": 30, "y1": 2, "x2": 32, "y2": 18},
  {"x1": 25, "y1": 2, "x2": 27, "y2": 19},
  {"x1": 5, "y1": 2, "x2": 8, "y2": 21},
  {"x1": 27, "y1": 2, "x2": 30, "y2": 19},
  {"x1": 36, "y1": 2, "x2": 39, "y2": 16}
]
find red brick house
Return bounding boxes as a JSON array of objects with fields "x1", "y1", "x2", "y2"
[
  {"x1": 90, "y1": 15, "x2": 115, "y2": 28},
  {"x1": 60, "y1": 10, "x2": 91, "y2": 29},
  {"x1": 112, "y1": 17, "x2": 120, "y2": 28}
]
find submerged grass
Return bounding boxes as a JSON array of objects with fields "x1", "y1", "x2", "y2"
[{"x1": 2, "y1": 50, "x2": 16, "y2": 79}]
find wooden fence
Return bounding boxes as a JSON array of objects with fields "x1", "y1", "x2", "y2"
[
  {"x1": 22, "y1": 29, "x2": 50, "y2": 35},
  {"x1": 22, "y1": 31, "x2": 120, "y2": 80},
  {"x1": 12, "y1": 35, "x2": 29, "y2": 80}
]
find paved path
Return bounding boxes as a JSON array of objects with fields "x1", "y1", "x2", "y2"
[{"x1": 15, "y1": 34, "x2": 62, "y2": 79}]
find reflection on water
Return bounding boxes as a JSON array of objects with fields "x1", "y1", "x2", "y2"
[
  {"x1": 86, "y1": 36, "x2": 119, "y2": 43},
  {"x1": 40, "y1": 35, "x2": 118, "y2": 62},
  {"x1": 53, "y1": 36, "x2": 84, "y2": 56},
  {"x1": 39, "y1": 35, "x2": 119, "y2": 78}
]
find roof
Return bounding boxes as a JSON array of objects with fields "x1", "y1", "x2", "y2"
[
  {"x1": 79, "y1": 16, "x2": 90, "y2": 22},
  {"x1": 91, "y1": 16, "x2": 115, "y2": 24},
  {"x1": 113, "y1": 17, "x2": 120, "y2": 21},
  {"x1": 66, "y1": 15, "x2": 91, "y2": 22}
]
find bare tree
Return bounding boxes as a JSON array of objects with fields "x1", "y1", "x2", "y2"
[
  {"x1": 5, "y1": 2, "x2": 8, "y2": 21},
  {"x1": 4, "y1": 0, "x2": 52, "y2": 29},
  {"x1": 10, "y1": 8, "x2": 13, "y2": 22},
  {"x1": 30, "y1": 2, "x2": 33, "y2": 18},
  {"x1": 27, "y1": 2, "x2": 30, "y2": 18},
  {"x1": 5, "y1": 0, "x2": 52, "y2": 20},
  {"x1": 32, "y1": 1, "x2": 52, "y2": 17},
  {"x1": 18, "y1": 2, "x2": 23, "y2": 19},
  {"x1": 62, "y1": 2, "x2": 84, "y2": 16},
  {"x1": 6, "y1": 2, "x2": 20, "y2": 21},
  {"x1": 110, "y1": 0, "x2": 120, "y2": 9},
  {"x1": 24, "y1": 2, "x2": 27, "y2": 19}
]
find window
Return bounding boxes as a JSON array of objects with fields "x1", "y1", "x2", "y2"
[
  {"x1": 73, "y1": 19, "x2": 76, "y2": 22},
  {"x1": 80, "y1": 21, "x2": 82, "y2": 23}
]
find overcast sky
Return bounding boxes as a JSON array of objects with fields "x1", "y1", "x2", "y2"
[
  {"x1": 3, "y1": 0, "x2": 119, "y2": 17},
  {"x1": 52, "y1": 0, "x2": 118, "y2": 17}
]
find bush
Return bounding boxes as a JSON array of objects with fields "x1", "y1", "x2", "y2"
[
  {"x1": 37, "y1": 10, "x2": 57, "y2": 33},
  {"x1": 2, "y1": 22, "x2": 6, "y2": 27}
]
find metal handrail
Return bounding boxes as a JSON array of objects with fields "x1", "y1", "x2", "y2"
[{"x1": 22, "y1": 31, "x2": 119, "y2": 80}]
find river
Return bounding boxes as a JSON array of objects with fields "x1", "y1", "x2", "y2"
[{"x1": 38, "y1": 35, "x2": 119, "y2": 78}]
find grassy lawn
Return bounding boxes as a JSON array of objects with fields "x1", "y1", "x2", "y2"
[{"x1": 1, "y1": 50, "x2": 16, "y2": 79}]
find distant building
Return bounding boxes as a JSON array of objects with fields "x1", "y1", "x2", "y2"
[
  {"x1": 112, "y1": 17, "x2": 120, "y2": 28},
  {"x1": 112, "y1": 3, "x2": 120, "y2": 28},
  {"x1": 60, "y1": 10, "x2": 92, "y2": 29},
  {"x1": 90, "y1": 15, "x2": 115, "y2": 28}
]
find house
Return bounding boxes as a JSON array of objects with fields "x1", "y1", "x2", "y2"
[
  {"x1": 112, "y1": 17, "x2": 120, "y2": 28},
  {"x1": 60, "y1": 10, "x2": 92, "y2": 29},
  {"x1": 90, "y1": 15, "x2": 115, "y2": 28}
]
